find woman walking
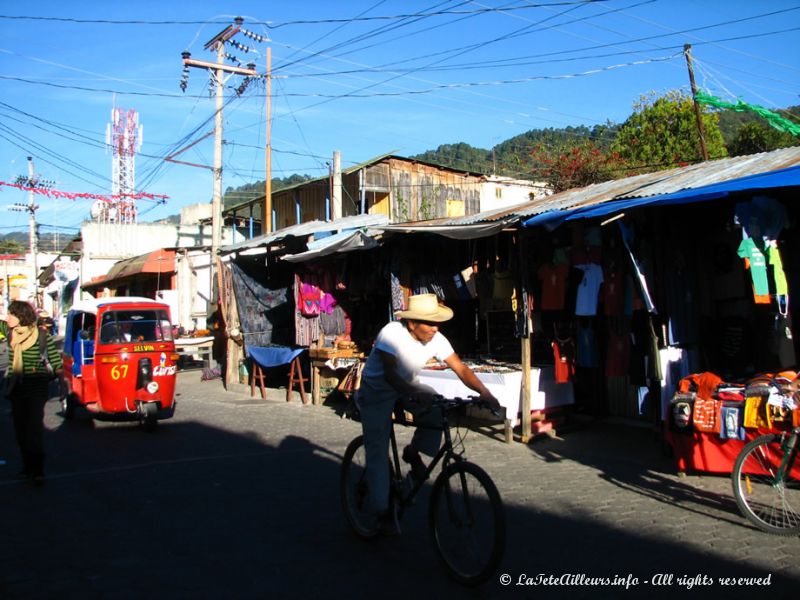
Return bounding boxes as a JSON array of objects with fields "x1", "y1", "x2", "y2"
[{"x1": 6, "y1": 301, "x2": 62, "y2": 485}]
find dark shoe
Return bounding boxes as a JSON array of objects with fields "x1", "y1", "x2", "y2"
[
  {"x1": 402, "y1": 446, "x2": 427, "y2": 484},
  {"x1": 31, "y1": 475, "x2": 45, "y2": 487},
  {"x1": 376, "y1": 509, "x2": 401, "y2": 537}
]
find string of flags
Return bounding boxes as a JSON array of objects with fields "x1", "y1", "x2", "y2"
[{"x1": 0, "y1": 181, "x2": 168, "y2": 202}]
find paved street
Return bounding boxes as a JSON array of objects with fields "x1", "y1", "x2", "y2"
[{"x1": 1, "y1": 371, "x2": 799, "y2": 599}]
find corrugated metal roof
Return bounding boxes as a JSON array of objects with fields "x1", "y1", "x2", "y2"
[
  {"x1": 221, "y1": 213, "x2": 389, "y2": 253},
  {"x1": 403, "y1": 147, "x2": 800, "y2": 227},
  {"x1": 512, "y1": 146, "x2": 800, "y2": 220}
]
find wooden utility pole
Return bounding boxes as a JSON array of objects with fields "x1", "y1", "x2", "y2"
[
  {"x1": 265, "y1": 46, "x2": 272, "y2": 235},
  {"x1": 684, "y1": 44, "x2": 709, "y2": 161},
  {"x1": 179, "y1": 19, "x2": 258, "y2": 390},
  {"x1": 181, "y1": 20, "x2": 259, "y2": 258},
  {"x1": 212, "y1": 41, "x2": 225, "y2": 257}
]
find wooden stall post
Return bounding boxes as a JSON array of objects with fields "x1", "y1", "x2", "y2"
[{"x1": 519, "y1": 232, "x2": 532, "y2": 443}]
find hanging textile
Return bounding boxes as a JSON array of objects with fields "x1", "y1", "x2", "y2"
[{"x1": 230, "y1": 262, "x2": 293, "y2": 348}]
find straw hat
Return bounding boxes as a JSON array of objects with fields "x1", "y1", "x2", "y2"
[{"x1": 395, "y1": 293, "x2": 453, "y2": 322}]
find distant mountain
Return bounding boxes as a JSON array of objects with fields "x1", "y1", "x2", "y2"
[{"x1": 0, "y1": 231, "x2": 70, "y2": 254}]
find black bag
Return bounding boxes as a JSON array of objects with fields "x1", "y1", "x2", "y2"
[{"x1": 38, "y1": 330, "x2": 57, "y2": 380}]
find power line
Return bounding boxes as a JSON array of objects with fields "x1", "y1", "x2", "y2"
[{"x1": 0, "y1": 3, "x2": 610, "y2": 27}]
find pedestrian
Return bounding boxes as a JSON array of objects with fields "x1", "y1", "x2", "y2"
[
  {"x1": 0, "y1": 311, "x2": 9, "y2": 392},
  {"x1": 357, "y1": 293, "x2": 500, "y2": 534},
  {"x1": 6, "y1": 300, "x2": 63, "y2": 485},
  {"x1": 0, "y1": 311, "x2": 9, "y2": 467}
]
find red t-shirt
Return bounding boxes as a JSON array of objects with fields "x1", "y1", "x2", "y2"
[{"x1": 538, "y1": 263, "x2": 570, "y2": 311}]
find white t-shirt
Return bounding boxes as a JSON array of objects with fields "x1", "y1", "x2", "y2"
[
  {"x1": 575, "y1": 263, "x2": 604, "y2": 316},
  {"x1": 361, "y1": 321, "x2": 454, "y2": 400}
]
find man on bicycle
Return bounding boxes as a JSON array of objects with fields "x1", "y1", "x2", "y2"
[{"x1": 357, "y1": 293, "x2": 500, "y2": 535}]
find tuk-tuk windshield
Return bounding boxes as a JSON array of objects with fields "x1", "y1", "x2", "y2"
[{"x1": 99, "y1": 309, "x2": 173, "y2": 344}]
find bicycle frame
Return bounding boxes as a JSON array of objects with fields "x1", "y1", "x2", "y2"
[
  {"x1": 389, "y1": 407, "x2": 461, "y2": 515},
  {"x1": 774, "y1": 429, "x2": 799, "y2": 484}
]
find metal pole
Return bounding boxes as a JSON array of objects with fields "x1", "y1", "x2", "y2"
[
  {"x1": 211, "y1": 41, "x2": 225, "y2": 259},
  {"x1": 684, "y1": 44, "x2": 709, "y2": 161},
  {"x1": 265, "y1": 46, "x2": 272, "y2": 235},
  {"x1": 27, "y1": 157, "x2": 39, "y2": 308}
]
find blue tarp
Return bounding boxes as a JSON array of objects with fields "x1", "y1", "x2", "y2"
[{"x1": 522, "y1": 164, "x2": 800, "y2": 229}]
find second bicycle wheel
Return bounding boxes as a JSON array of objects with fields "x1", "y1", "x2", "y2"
[
  {"x1": 732, "y1": 433, "x2": 800, "y2": 536},
  {"x1": 429, "y1": 461, "x2": 505, "y2": 586}
]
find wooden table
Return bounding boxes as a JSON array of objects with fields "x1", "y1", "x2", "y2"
[
  {"x1": 174, "y1": 336, "x2": 214, "y2": 368},
  {"x1": 309, "y1": 350, "x2": 364, "y2": 405}
]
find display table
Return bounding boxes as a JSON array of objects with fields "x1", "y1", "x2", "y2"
[
  {"x1": 309, "y1": 350, "x2": 365, "y2": 406},
  {"x1": 174, "y1": 336, "x2": 214, "y2": 367},
  {"x1": 418, "y1": 364, "x2": 574, "y2": 442},
  {"x1": 248, "y1": 346, "x2": 308, "y2": 404}
]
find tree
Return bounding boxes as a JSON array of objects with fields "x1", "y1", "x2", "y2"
[
  {"x1": 527, "y1": 140, "x2": 630, "y2": 193},
  {"x1": 0, "y1": 237, "x2": 26, "y2": 254},
  {"x1": 612, "y1": 90, "x2": 728, "y2": 171},
  {"x1": 727, "y1": 121, "x2": 800, "y2": 156}
]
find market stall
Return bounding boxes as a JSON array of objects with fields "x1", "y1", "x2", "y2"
[{"x1": 664, "y1": 371, "x2": 799, "y2": 473}]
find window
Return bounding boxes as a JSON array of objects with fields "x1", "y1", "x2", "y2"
[{"x1": 99, "y1": 309, "x2": 173, "y2": 343}]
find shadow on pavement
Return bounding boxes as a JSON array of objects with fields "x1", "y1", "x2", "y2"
[{"x1": 0, "y1": 383, "x2": 797, "y2": 599}]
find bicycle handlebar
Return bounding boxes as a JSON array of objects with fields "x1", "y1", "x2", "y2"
[{"x1": 429, "y1": 394, "x2": 503, "y2": 418}]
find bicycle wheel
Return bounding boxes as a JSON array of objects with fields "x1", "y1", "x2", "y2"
[
  {"x1": 341, "y1": 435, "x2": 380, "y2": 539},
  {"x1": 732, "y1": 434, "x2": 800, "y2": 536},
  {"x1": 429, "y1": 461, "x2": 505, "y2": 585}
]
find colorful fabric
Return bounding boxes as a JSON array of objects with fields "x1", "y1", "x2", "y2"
[
  {"x1": 694, "y1": 91, "x2": 800, "y2": 137},
  {"x1": 693, "y1": 397, "x2": 719, "y2": 433},
  {"x1": 720, "y1": 404, "x2": 746, "y2": 440},
  {"x1": 678, "y1": 372, "x2": 723, "y2": 401}
]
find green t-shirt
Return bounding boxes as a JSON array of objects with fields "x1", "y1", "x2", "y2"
[
  {"x1": 768, "y1": 243, "x2": 788, "y2": 297},
  {"x1": 737, "y1": 238, "x2": 769, "y2": 297}
]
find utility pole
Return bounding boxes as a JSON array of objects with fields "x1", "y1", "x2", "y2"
[
  {"x1": 10, "y1": 157, "x2": 52, "y2": 308},
  {"x1": 181, "y1": 19, "x2": 258, "y2": 259},
  {"x1": 265, "y1": 46, "x2": 272, "y2": 235},
  {"x1": 179, "y1": 17, "x2": 264, "y2": 390},
  {"x1": 684, "y1": 44, "x2": 709, "y2": 162}
]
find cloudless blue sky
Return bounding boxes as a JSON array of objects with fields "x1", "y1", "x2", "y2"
[{"x1": 1, "y1": 0, "x2": 798, "y2": 234}]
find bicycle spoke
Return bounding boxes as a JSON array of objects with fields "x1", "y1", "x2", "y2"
[
  {"x1": 430, "y1": 462, "x2": 505, "y2": 585},
  {"x1": 732, "y1": 433, "x2": 800, "y2": 535}
]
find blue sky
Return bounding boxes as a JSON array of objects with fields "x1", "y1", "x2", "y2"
[{"x1": 0, "y1": 0, "x2": 798, "y2": 234}]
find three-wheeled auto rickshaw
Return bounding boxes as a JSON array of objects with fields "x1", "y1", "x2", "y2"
[{"x1": 61, "y1": 297, "x2": 179, "y2": 430}]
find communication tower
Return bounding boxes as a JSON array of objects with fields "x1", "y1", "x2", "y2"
[{"x1": 103, "y1": 107, "x2": 143, "y2": 223}]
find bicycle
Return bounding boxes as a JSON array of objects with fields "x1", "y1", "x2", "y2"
[
  {"x1": 340, "y1": 395, "x2": 506, "y2": 586},
  {"x1": 731, "y1": 424, "x2": 800, "y2": 535}
]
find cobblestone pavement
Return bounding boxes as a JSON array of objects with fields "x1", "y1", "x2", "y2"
[{"x1": 1, "y1": 371, "x2": 798, "y2": 599}]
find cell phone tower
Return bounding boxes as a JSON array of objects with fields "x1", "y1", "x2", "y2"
[{"x1": 102, "y1": 106, "x2": 143, "y2": 224}]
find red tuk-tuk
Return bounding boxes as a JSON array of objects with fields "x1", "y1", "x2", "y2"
[{"x1": 61, "y1": 297, "x2": 179, "y2": 430}]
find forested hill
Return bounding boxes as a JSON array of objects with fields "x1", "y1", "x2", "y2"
[
  {"x1": 216, "y1": 99, "x2": 800, "y2": 210},
  {"x1": 411, "y1": 108, "x2": 799, "y2": 180}
]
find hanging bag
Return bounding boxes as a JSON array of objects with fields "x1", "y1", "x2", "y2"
[{"x1": 38, "y1": 329, "x2": 57, "y2": 380}]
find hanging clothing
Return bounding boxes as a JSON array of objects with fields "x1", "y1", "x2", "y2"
[
  {"x1": 552, "y1": 336, "x2": 575, "y2": 384},
  {"x1": 538, "y1": 263, "x2": 570, "y2": 311},
  {"x1": 574, "y1": 264, "x2": 604, "y2": 316},
  {"x1": 737, "y1": 238, "x2": 769, "y2": 298}
]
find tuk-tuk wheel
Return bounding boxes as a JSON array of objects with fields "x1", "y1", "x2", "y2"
[
  {"x1": 61, "y1": 393, "x2": 78, "y2": 420},
  {"x1": 140, "y1": 402, "x2": 158, "y2": 432}
]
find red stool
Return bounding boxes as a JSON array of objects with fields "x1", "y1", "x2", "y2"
[{"x1": 287, "y1": 356, "x2": 308, "y2": 404}]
